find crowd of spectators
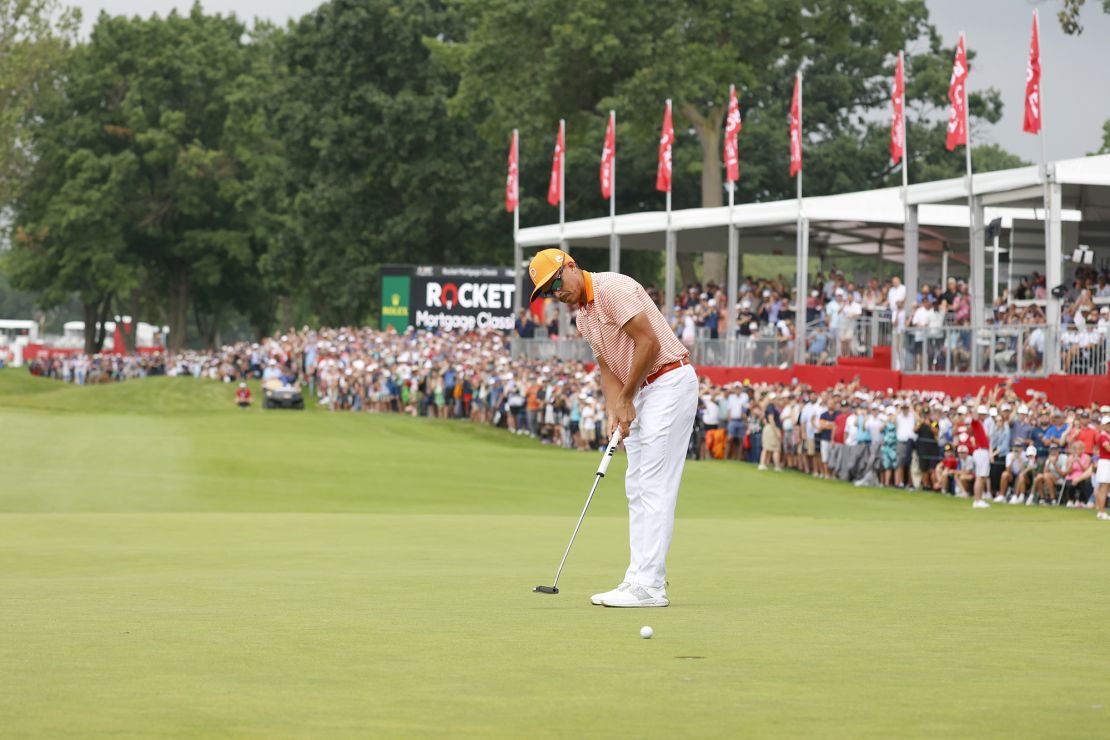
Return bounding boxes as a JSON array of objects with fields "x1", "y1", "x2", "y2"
[
  {"x1": 515, "y1": 264, "x2": 1110, "y2": 375},
  {"x1": 691, "y1": 376, "x2": 1110, "y2": 517},
  {"x1": 18, "y1": 322, "x2": 1110, "y2": 519}
]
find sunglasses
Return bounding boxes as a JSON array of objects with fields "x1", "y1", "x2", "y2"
[{"x1": 540, "y1": 267, "x2": 565, "y2": 297}]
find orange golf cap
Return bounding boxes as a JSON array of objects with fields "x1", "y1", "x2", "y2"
[{"x1": 527, "y1": 248, "x2": 572, "y2": 302}]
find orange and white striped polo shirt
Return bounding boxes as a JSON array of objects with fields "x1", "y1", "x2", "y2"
[{"x1": 575, "y1": 271, "x2": 689, "y2": 387}]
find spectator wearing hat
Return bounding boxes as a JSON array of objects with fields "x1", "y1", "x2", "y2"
[
  {"x1": 1033, "y1": 446, "x2": 1067, "y2": 504},
  {"x1": 816, "y1": 397, "x2": 838, "y2": 479},
  {"x1": 759, "y1": 392, "x2": 783, "y2": 471},
  {"x1": 235, "y1": 382, "x2": 251, "y2": 408},
  {"x1": 1068, "y1": 409, "x2": 1098, "y2": 455},
  {"x1": 953, "y1": 444, "x2": 975, "y2": 497},
  {"x1": 934, "y1": 444, "x2": 958, "y2": 494},
  {"x1": 967, "y1": 404, "x2": 992, "y2": 507},
  {"x1": 999, "y1": 445, "x2": 1038, "y2": 504},
  {"x1": 893, "y1": 400, "x2": 917, "y2": 489},
  {"x1": 1045, "y1": 410, "x2": 1069, "y2": 448}
]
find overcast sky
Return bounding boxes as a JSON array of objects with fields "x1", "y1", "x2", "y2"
[{"x1": 74, "y1": 0, "x2": 1110, "y2": 163}]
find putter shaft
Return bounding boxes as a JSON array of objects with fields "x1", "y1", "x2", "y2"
[{"x1": 549, "y1": 473, "x2": 604, "y2": 592}]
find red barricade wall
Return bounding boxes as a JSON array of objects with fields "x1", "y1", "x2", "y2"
[{"x1": 696, "y1": 363, "x2": 1110, "y2": 407}]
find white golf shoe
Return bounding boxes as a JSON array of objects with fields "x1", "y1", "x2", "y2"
[
  {"x1": 972, "y1": 499, "x2": 991, "y2": 509},
  {"x1": 1097, "y1": 511, "x2": 1110, "y2": 521},
  {"x1": 591, "y1": 582, "x2": 630, "y2": 605},
  {"x1": 599, "y1": 583, "x2": 669, "y2": 608}
]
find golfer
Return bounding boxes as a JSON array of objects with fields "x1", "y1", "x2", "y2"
[{"x1": 528, "y1": 248, "x2": 697, "y2": 607}]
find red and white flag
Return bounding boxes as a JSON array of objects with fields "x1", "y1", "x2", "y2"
[
  {"x1": 945, "y1": 34, "x2": 969, "y2": 151},
  {"x1": 547, "y1": 122, "x2": 564, "y2": 206},
  {"x1": 789, "y1": 74, "x2": 802, "y2": 177},
  {"x1": 890, "y1": 53, "x2": 905, "y2": 164},
  {"x1": 1023, "y1": 12, "x2": 1042, "y2": 134},
  {"x1": 656, "y1": 100, "x2": 674, "y2": 193},
  {"x1": 724, "y1": 86, "x2": 742, "y2": 183},
  {"x1": 505, "y1": 130, "x2": 519, "y2": 213},
  {"x1": 600, "y1": 112, "x2": 615, "y2": 199}
]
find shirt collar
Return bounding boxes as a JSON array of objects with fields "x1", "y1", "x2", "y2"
[{"x1": 580, "y1": 271, "x2": 595, "y2": 307}]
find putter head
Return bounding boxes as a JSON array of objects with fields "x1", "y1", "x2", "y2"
[{"x1": 533, "y1": 585, "x2": 559, "y2": 594}]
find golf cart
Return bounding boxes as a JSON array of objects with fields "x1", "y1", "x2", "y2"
[{"x1": 262, "y1": 378, "x2": 305, "y2": 410}]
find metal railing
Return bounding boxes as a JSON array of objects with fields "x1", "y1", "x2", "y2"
[
  {"x1": 511, "y1": 325, "x2": 1109, "y2": 377},
  {"x1": 1061, "y1": 332, "x2": 1110, "y2": 375},
  {"x1": 510, "y1": 338, "x2": 596, "y2": 363},
  {"x1": 805, "y1": 309, "x2": 890, "y2": 365},
  {"x1": 691, "y1": 336, "x2": 792, "y2": 368},
  {"x1": 899, "y1": 324, "x2": 1054, "y2": 376}
]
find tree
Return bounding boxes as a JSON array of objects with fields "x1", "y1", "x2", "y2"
[
  {"x1": 8, "y1": 146, "x2": 140, "y2": 353},
  {"x1": 1057, "y1": 0, "x2": 1110, "y2": 34},
  {"x1": 10, "y1": 5, "x2": 270, "y2": 351},
  {"x1": 268, "y1": 0, "x2": 506, "y2": 325},
  {"x1": 0, "y1": 0, "x2": 79, "y2": 210},
  {"x1": 441, "y1": 0, "x2": 1019, "y2": 288}
]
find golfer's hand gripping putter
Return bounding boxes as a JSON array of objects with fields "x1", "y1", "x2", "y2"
[{"x1": 534, "y1": 428, "x2": 622, "y2": 595}]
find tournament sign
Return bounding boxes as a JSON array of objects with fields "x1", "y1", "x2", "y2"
[{"x1": 382, "y1": 265, "x2": 517, "y2": 332}]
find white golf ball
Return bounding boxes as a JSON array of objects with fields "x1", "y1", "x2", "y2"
[{"x1": 640, "y1": 625, "x2": 653, "y2": 639}]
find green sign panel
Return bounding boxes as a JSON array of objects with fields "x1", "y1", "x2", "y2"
[{"x1": 380, "y1": 275, "x2": 411, "y2": 332}]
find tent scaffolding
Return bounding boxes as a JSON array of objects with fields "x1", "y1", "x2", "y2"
[{"x1": 514, "y1": 154, "x2": 1110, "y2": 373}]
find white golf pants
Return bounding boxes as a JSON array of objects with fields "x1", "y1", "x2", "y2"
[{"x1": 622, "y1": 363, "x2": 698, "y2": 589}]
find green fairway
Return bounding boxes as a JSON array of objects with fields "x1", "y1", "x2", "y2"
[{"x1": 2, "y1": 369, "x2": 1109, "y2": 738}]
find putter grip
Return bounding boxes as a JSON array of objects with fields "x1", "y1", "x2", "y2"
[{"x1": 596, "y1": 428, "x2": 622, "y2": 476}]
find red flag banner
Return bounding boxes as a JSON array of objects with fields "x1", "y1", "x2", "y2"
[
  {"x1": 789, "y1": 74, "x2": 802, "y2": 177},
  {"x1": 600, "y1": 112, "x2": 615, "y2": 199},
  {"x1": 1023, "y1": 12, "x2": 1042, "y2": 134},
  {"x1": 891, "y1": 54, "x2": 905, "y2": 164},
  {"x1": 724, "y1": 86, "x2": 742, "y2": 183},
  {"x1": 945, "y1": 35, "x2": 969, "y2": 151},
  {"x1": 547, "y1": 123, "x2": 564, "y2": 206},
  {"x1": 505, "y1": 130, "x2": 519, "y2": 213},
  {"x1": 656, "y1": 100, "x2": 673, "y2": 193}
]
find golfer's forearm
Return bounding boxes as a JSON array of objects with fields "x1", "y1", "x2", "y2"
[{"x1": 600, "y1": 369, "x2": 623, "y2": 409}]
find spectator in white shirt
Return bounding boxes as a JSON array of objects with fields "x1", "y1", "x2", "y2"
[{"x1": 887, "y1": 275, "x2": 906, "y2": 313}]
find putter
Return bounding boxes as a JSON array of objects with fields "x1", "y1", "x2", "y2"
[{"x1": 534, "y1": 427, "x2": 623, "y2": 595}]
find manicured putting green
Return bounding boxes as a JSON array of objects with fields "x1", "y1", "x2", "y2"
[{"x1": 2, "y1": 370, "x2": 1109, "y2": 737}]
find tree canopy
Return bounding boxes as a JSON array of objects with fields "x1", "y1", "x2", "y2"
[{"x1": 2, "y1": 0, "x2": 1038, "y2": 347}]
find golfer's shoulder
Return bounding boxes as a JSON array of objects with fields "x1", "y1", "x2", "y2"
[{"x1": 594, "y1": 272, "x2": 649, "y2": 306}]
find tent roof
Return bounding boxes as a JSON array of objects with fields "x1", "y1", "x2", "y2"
[{"x1": 515, "y1": 154, "x2": 1108, "y2": 258}]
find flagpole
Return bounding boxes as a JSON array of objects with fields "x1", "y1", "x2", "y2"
[
  {"x1": 664, "y1": 99, "x2": 674, "y2": 323},
  {"x1": 796, "y1": 72, "x2": 804, "y2": 216},
  {"x1": 512, "y1": 129, "x2": 521, "y2": 316},
  {"x1": 727, "y1": 86, "x2": 736, "y2": 363},
  {"x1": 609, "y1": 110, "x2": 617, "y2": 273},
  {"x1": 796, "y1": 71, "x2": 804, "y2": 282},
  {"x1": 899, "y1": 51, "x2": 909, "y2": 211},
  {"x1": 728, "y1": 85, "x2": 736, "y2": 359},
  {"x1": 961, "y1": 32, "x2": 974, "y2": 295},
  {"x1": 558, "y1": 118, "x2": 566, "y2": 249},
  {"x1": 960, "y1": 31, "x2": 982, "y2": 370},
  {"x1": 1035, "y1": 8, "x2": 1051, "y2": 307}
]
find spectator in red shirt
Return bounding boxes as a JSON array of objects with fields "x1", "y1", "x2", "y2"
[
  {"x1": 1095, "y1": 415, "x2": 1110, "y2": 520},
  {"x1": 969, "y1": 405, "x2": 992, "y2": 508},
  {"x1": 235, "y1": 382, "x2": 252, "y2": 408},
  {"x1": 935, "y1": 444, "x2": 959, "y2": 494},
  {"x1": 1071, "y1": 409, "x2": 1098, "y2": 455}
]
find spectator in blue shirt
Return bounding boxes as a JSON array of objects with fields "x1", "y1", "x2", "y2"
[{"x1": 1045, "y1": 410, "x2": 1069, "y2": 446}]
